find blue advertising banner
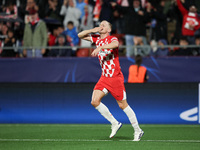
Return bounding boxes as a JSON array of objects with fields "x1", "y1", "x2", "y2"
[
  {"x1": 0, "y1": 83, "x2": 199, "y2": 124},
  {"x1": 0, "y1": 57, "x2": 200, "y2": 82}
]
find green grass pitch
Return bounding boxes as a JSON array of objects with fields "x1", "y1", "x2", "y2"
[{"x1": 0, "y1": 124, "x2": 200, "y2": 150}]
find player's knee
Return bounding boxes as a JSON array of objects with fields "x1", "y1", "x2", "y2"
[
  {"x1": 118, "y1": 102, "x2": 127, "y2": 110},
  {"x1": 91, "y1": 99, "x2": 100, "y2": 107},
  {"x1": 118, "y1": 103, "x2": 124, "y2": 110}
]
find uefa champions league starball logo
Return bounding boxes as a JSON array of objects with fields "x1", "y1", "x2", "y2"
[{"x1": 180, "y1": 83, "x2": 200, "y2": 124}]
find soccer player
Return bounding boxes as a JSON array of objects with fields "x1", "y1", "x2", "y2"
[{"x1": 78, "y1": 20, "x2": 144, "y2": 141}]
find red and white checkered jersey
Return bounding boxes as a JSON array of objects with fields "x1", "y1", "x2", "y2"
[{"x1": 91, "y1": 34, "x2": 122, "y2": 77}]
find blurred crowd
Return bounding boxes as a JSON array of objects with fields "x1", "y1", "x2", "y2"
[{"x1": 0, "y1": 0, "x2": 200, "y2": 58}]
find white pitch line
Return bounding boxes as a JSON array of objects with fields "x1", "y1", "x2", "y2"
[
  {"x1": 0, "y1": 139, "x2": 111, "y2": 142},
  {"x1": 0, "y1": 139, "x2": 200, "y2": 143},
  {"x1": 0, "y1": 124, "x2": 199, "y2": 128},
  {"x1": 142, "y1": 140, "x2": 200, "y2": 143}
]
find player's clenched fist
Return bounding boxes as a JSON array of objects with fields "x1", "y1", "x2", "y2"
[{"x1": 91, "y1": 46, "x2": 102, "y2": 57}]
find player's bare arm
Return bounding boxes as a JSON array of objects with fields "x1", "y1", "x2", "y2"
[
  {"x1": 78, "y1": 27, "x2": 103, "y2": 41},
  {"x1": 91, "y1": 41, "x2": 119, "y2": 56}
]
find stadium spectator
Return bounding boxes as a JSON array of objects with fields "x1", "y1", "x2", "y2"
[
  {"x1": 168, "y1": 0, "x2": 183, "y2": 45},
  {"x1": 150, "y1": 39, "x2": 169, "y2": 57},
  {"x1": 128, "y1": 54, "x2": 148, "y2": 83},
  {"x1": 177, "y1": 0, "x2": 196, "y2": 10},
  {"x1": 0, "y1": 1, "x2": 20, "y2": 30},
  {"x1": 170, "y1": 36, "x2": 192, "y2": 56},
  {"x1": 111, "y1": 0, "x2": 151, "y2": 57},
  {"x1": 0, "y1": 23, "x2": 8, "y2": 44},
  {"x1": 15, "y1": 0, "x2": 27, "y2": 21},
  {"x1": 44, "y1": 0, "x2": 62, "y2": 22},
  {"x1": 111, "y1": 0, "x2": 129, "y2": 34},
  {"x1": 149, "y1": 0, "x2": 168, "y2": 42},
  {"x1": 79, "y1": 5, "x2": 94, "y2": 49},
  {"x1": 192, "y1": 36, "x2": 200, "y2": 56},
  {"x1": 57, "y1": 25, "x2": 65, "y2": 35},
  {"x1": 93, "y1": 0, "x2": 102, "y2": 24},
  {"x1": 76, "y1": 0, "x2": 87, "y2": 20},
  {"x1": 176, "y1": 0, "x2": 200, "y2": 44},
  {"x1": 63, "y1": 21, "x2": 79, "y2": 56},
  {"x1": 60, "y1": 0, "x2": 81, "y2": 29},
  {"x1": 80, "y1": 5, "x2": 93, "y2": 31},
  {"x1": 23, "y1": 10, "x2": 47, "y2": 57},
  {"x1": 63, "y1": 21, "x2": 79, "y2": 46},
  {"x1": 48, "y1": 27, "x2": 59, "y2": 46},
  {"x1": 133, "y1": 36, "x2": 150, "y2": 57},
  {"x1": 3, "y1": 1, "x2": 18, "y2": 19},
  {"x1": 2, "y1": 1, "x2": 23, "y2": 41},
  {"x1": 48, "y1": 34, "x2": 72, "y2": 57},
  {"x1": 1, "y1": 29, "x2": 17, "y2": 57},
  {"x1": 99, "y1": 0, "x2": 113, "y2": 23},
  {"x1": 111, "y1": 7, "x2": 122, "y2": 34},
  {"x1": 25, "y1": 0, "x2": 39, "y2": 15}
]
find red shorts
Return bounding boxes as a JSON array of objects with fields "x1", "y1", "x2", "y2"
[{"x1": 94, "y1": 74, "x2": 126, "y2": 101}]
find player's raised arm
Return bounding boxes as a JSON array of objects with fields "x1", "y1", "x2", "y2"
[
  {"x1": 102, "y1": 40, "x2": 119, "y2": 50},
  {"x1": 78, "y1": 27, "x2": 103, "y2": 41},
  {"x1": 91, "y1": 40, "x2": 119, "y2": 57}
]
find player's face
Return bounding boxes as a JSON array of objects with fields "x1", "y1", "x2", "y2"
[{"x1": 99, "y1": 21, "x2": 111, "y2": 34}]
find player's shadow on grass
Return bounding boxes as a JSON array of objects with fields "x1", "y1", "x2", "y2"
[
  {"x1": 101, "y1": 136, "x2": 131, "y2": 141},
  {"x1": 112, "y1": 136, "x2": 132, "y2": 141}
]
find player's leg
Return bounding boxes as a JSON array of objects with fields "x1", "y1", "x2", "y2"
[
  {"x1": 91, "y1": 90, "x2": 121, "y2": 138},
  {"x1": 116, "y1": 99, "x2": 141, "y2": 131},
  {"x1": 91, "y1": 90, "x2": 105, "y2": 107},
  {"x1": 116, "y1": 99, "x2": 144, "y2": 141}
]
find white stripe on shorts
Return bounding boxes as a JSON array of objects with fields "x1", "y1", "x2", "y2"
[
  {"x1": 102, "y1": 88, "x2": 108, "y2": 96},
  {"x1": 122, "y1": 90, "x2": 127, "y2": 100}
]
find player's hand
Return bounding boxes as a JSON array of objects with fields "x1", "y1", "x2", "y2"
[
  {"x1": 91, "y1": 27, "x2": 103, "y2": 33},
  {"x1": 91, "y1": 47, "x2": 101, "y2": 57}
]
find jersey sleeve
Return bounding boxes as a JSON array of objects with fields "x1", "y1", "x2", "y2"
[
  {"x1": 101, "y1": 36, "x2": 119, "y2": 57},
  {"x1": 91, "y1": 34, "x2": 100, "y2": 44},
  {"x1": 110, "y1": 36, "x2": 118, "y2": 43},
  {"x1": 109, "y1": 36, "x2": 119, "y2": 53}
]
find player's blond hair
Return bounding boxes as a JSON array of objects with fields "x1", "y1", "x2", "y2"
[{"x1": 101, "y1": 20, "x2": 112, "y2": 31}]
